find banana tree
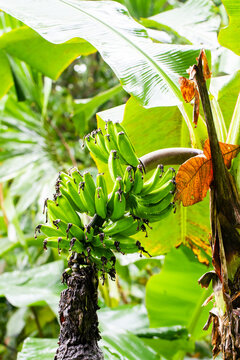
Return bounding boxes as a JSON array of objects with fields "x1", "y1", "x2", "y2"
[{"x1": 0, "y1": 0, "x2": 239, "y2": 359}]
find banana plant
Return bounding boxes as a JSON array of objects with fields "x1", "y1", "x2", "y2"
[{"x1": 0, "y1": 0, "x2": 239, "y2": 359}]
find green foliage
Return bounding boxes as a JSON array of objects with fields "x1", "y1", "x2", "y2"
[
  {"x1": 0, "y1": 1, "x2": 239, "y2": 359},
  {"x1": 218, "y1": 0, "x2": 240, "y2": 55},
  {"x1": 40, "y1": 122, "x2": 176, "y2": 279},
  {"x1": 0, "y1": 261, "x2": 65, "y2": 316},
  {"x1": 141, "y1": 0, "x2": 220, "y2": 47}
]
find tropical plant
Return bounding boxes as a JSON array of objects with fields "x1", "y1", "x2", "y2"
[{"x1": 0, "y1": 0, "x2": 239, "y2": 359}]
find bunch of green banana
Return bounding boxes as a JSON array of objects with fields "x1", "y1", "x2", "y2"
[
  {"x1": 128, "y1": 167, "x2": 176, "y2": 222},
  {"x1": 84, "y1": 121, "x2": 139, "y2": 168},
  {"x1": 36, "y1": 121, "x2": 177, "y2": 280}
]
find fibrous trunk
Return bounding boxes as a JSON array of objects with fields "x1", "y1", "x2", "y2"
[{"x1": 55, "y1": 254, "x2": 104, "y2": 360}]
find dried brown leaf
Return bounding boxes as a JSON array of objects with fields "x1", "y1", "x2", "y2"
[
  {"x1": 175, "y1": 139, "x2": 240, "y2": 206},
  {"x1": 178, "y1": 76, "x2": 196, "y2": 103}
]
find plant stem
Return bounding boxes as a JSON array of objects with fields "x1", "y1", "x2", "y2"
[
  {"x1": 139, "y1": 147, "x2": 203, "y2": 173},
  {"x1": 31, "y1": 306, "x2": 43, "y2": 338},
  {"x1": 193, "y1": 51, "x2": 240, "y2": 227},
  {"x1": 55, "y1": 256, "x2": 103, "y2": 360}
]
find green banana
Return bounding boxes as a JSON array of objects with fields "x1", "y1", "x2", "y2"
[
  {"x1": 108, "y1": 150, "x2": 124, "y2": 181},
  {"x1": 52, "y1": 218, "x2": 68, "y2": 234},
  {"x1": 123, "y1": 166, "x2": 134, "y2": 193},
  {"x1": 140, "y1": 164, "x2": 164, "y2": 196},
  {"x1": 43, "y1": 236, "x2": 84, "y2": 253},
  {"x1": 52, "y1": 219, "x2": 84, "y2": 243},
  {"x1": 110, "y1": 190, "x2": 126, "y2": 221},
  {"x1": 55, "y1": 194, "x2": 83, "y2": 227},
  {"x1": 84, "y1": 133, "x2": 108, "y2": 163},
  {"x1": 117, "y1": 218, "x2": 143, "y2": 236},
  {"x1": 91, "y1": 233, "x2": 105, "y2": 248},
  {"x1": 155, "y1": 167, "x2": 175, "y2": 189},
  {"x1": 132, "y1": 164, "x2": 144, "y2": 194},
  {"x1": 107, "y1": 176, "x2": 123, "y2": 214},
  {"x1": 102, "y1": 214, "x2": 136, "y2": 235},
  {"x1": 132, "y1": 193, "x2": 174, "y2": 219},
  {"x1": 58, "y1": 172, "x2": 73, "y2": 187},
  {"x1": 47, "y1": 198, "x2": 82, "y2": 227},
  {"x1": 105, "y1": 121, "x2": 118, "y2": 145},
  {"x1": 95, "y1": 129, "x2": 109, "y2": 160},
  {"x1": 139, "y1": 179, "x2": 175, "y2": 205},
  {"x1": 58, "y1": 185, "x2": 80, "y2": 212},
  {"x1": 113, "y1": 121, "x2": 126, "y2": 136},
  {"x1": 91, "y1": 244, "x2": 114, "y2": 259},
  {"x1": 103, "y1": 235, "x2": 140, "y2": 254},
  {"x1": 117, "y1": 131, "x2": 139, "y2": 167},
  {"x1": 96, "y1": 173, "x2": 108, "y2": 201},
  {"x1": 139, "y1": 203, "x2": 175, "y2": 223},
  {"x1": 79, "y1": 182, "x2": 96, "y2": 217},
  {"x1": 83, "y1": 172, "x2": 96, "y2": 198},
  {"x1": 35, "y1": 224, "x2": 61, "y2": 238},
  {"x1": 66, "y1": 181, "x2": 88, "y2": 213},
  {"x1": 70, "y1": 168, "x2": 83, "y2": 185},
  {"x1": 95, "y1": 187, "x2": 107, "y2": 219},
  {"x1": 104, "y1": 133, "x2": 117, "y2": 154},
  {"x1": 84, "y1": 225, "x2": 94, "y2": 242},
  {"x1": 66, "y1": 222, "x2": 85, "y2": 241}
]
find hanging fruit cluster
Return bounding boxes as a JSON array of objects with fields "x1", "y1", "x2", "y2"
[{"x1": 36, "y1": 121, "x2": 176, "y2": 280}]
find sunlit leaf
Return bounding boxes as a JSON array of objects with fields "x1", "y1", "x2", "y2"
[
  {"x1": 0, "y1": 49, "x2": 13, "y2": 98},
  {"x1": 141, "y1": 0, "x2": 220, "y2": 47},
  {"x1": 0, "y1": 0, "x2": 205, "y2": 108},
  {"x1": 218, "y1": 0, "x2": 240, "y2": 56},
  {"x1": 210, "y1": 70, "x2": 240, "y2": 131}
]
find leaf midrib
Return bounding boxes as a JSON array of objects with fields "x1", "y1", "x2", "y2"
[{"x1": 60, "y1": 0, "x2": 181, "y2": 101}]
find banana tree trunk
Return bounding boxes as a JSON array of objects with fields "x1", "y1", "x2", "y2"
[
  {"x1": 55, "y1": 253, "x2": 104, "y2": 360},
  {"x1": 193, "y1": 51, "x2": 240, "y2": 359}
]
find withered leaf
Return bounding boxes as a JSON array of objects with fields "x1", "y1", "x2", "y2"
[
  {"x1": 193, "y1": 87, "x2": 200, "y2": 127},
  {"x1": 198, "y1": 49, "x2": 212, "y2": 80},
  {"x1": 178, "y1": 77, "x2": 196, "y2": 103},
  {"x1": 175, "y1": 139, "x2": 240, "y2": 206}
]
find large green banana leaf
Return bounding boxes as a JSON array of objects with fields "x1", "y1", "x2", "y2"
[
  {"x1": 0, "y1": 26, "x2": 95, "y2": 98},
  {"x1": 218, "y1": 0, "x2": 240, "y2": 56},
  {"x1": 141, "y1": 0, "x2": 220, "y2": 47},
  {"x1": 146, "y1": 247, "x2": 212, "y2": 358},
  {"x1": 0, "y1": 0, "x2": 205, "y2": 109}
]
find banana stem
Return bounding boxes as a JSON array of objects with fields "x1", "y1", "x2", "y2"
[{"x1": 139, "y1": 148, "x2": 203, "y2": 173}]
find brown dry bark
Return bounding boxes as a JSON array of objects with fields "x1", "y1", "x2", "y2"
[{"x1": 55, "y1": 253, "x2": 103, "y2": 360}]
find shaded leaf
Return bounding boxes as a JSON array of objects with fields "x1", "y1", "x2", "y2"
[
  {"x1": 0, "y1": 26, "x2": 96, "y2": 79},
  {"x1": 146, "y1": 247, "x2": 212, "y2": 339},
  {"x1": 17, "y1": 333, "x2": 159, "y2": 360},
  {"x1": 175, "y1": 139, "x2": 240, "y2": 206},
  {"x1": 218, "y1": 0, "x2": 240, "y2": 56},
  {"x1": 17, "y1": 338, "x2": 57, "y2": 360},
  {"x1": 0, "y1": 261, "x2": 65, "y2": 316}
]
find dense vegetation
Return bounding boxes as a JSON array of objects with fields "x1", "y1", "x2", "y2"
[{"x1": 0, "y1": 0, "x2": 239, "y2": 359}]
